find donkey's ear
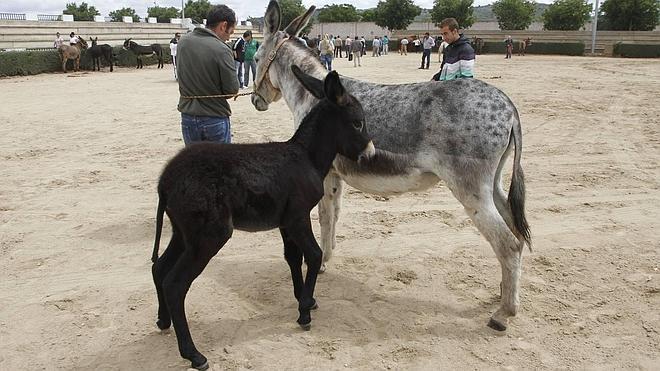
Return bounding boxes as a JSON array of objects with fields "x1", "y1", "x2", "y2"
[
  {"x1": 291, "y1": 65, "x2": 324, "y2": 99},
  {"x1": 323, "y1": 71, "x2": 348, "y2": 106},
  {"x1": 283, "y1": 6, "x2": 316, "y2": 37},
  {"x1": 264, "y1": 1, "x2": 281, "y2": 35}
]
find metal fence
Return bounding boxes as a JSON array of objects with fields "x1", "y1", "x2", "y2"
[
  {"x1": 37, "y1": 14, "x2": 62, "y2": 21},
  {"x1": 0, "y1": 13, "x2": 26, "y2": 21}
]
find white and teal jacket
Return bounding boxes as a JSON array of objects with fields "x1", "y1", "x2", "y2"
[{"x1": 433, "y1": 34, "x2": 475, "y2": 81}]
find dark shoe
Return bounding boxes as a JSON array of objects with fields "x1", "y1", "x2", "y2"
[{"x1": 418, "y1": 67, "x2": 424, "y2": 69}]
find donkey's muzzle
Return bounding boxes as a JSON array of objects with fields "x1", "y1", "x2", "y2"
[{"x1": 358, "y1": 141, "x2": 375, "y2": 164}]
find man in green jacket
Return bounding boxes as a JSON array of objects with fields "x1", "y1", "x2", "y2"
[
  {"x1": 242, "y1": 31, "x2": 259, "y2": 88},
  {"x1": 176, "y1": 5, "x2": 239, "y2": 145}
]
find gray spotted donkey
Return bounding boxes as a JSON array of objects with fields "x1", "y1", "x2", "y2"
[{"x1": 252, "y1": 1, "x2": 531, "y2": 334}]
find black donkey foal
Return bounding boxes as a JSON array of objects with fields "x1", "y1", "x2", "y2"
[{"x1": 151, "y1": 66, "x2": 375, "y2": 370}]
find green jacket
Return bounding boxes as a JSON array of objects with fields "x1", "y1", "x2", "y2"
[
  {"x1": 244, "y1": 39, "x2": 259, "y2": 61},
  {"x1": 177, "y1": 27, "x2": 239, "y2": 117}
]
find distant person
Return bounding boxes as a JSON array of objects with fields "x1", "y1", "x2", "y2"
[
  {"x1": 351, "y1": 36, "x2": 362, "y2": 67},
  {"x1": 382, "y1": 35, "x2": 389, "y2": 55},
  {"x1": 432, "y1": 18, "x2": 474, "y2": 81},
  {"x1": 319, "y1": 34, "x2": 334, "y2": 71},
  {"x1": 169, "y1": 32, "x2": 180, "y2": 80},
  {"x1": 419, "y1": 32, "x2": 435, "y2": 69},
  {"x1": 69, "y1": 32, "x2": 78, "y2": 45},
  {"x1": 372, "y1": 37, "x2": 381, "y2": 57},
  {"x1": 176, "y1": 5, "x2": 239, "y2": 145},
  {"x1": 412, "y1": 37, "x2": 421, "y2": 53},
  {"x1": 345, "y1": 35, "x2": 352, "y2": 58},
  {"x1": 438, "y1": 38, "x2": 449, "y2": 63},
  {"x1": 504, "y1": 35, "x2": 513, "y2": 59},
  {"x1": 243, "y1": 30, "x2": 259, "y2": 88},
  {"x1": 53, "y1": 32, "x2": 65, "y2": 48},
  {"x1": 360, "y1": 36, "x2": 366, "y2": 56},
  {"x1": 399, "y1": 37, "x2": 408, "y2": 55},
  {"x1": 232, "y1": 31, "x2": 248, "y2": 88},
  {"x1": 334, "y1": 35, "x2": 342, "y2": 58}
]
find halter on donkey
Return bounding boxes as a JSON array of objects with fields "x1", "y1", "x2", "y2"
[{"x1": 251, "y1": 0, "x2": 531, "y2": 332}]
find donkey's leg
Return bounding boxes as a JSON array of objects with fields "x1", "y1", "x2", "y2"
[
  {"x1": 287, "y1": 218, "x2": 322, "y2": 329},
  {"x1": 152, "y1": 225, "x2": 185, "y2": 330},
  {"x1": 280, "y1": 228, "x2": 304, "y2": 301},
  {"x1": 318, "y1": 171, "x2": 343, "y2": 272},
  {"x1": 451, "y1": 176, "x2": 523, "y2": 331},
  {"x1": 163, "y1": 226, "x2": 231, "y2": 370}
]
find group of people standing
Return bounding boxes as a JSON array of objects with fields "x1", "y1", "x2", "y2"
[
  {"x1": 232, "y1": 30, "x2": 259, "y2": 89},
  {"x1": 53, "y1": 31, "x2": 81, "y2": 48},
  {"x1": 317, "y1": 34, "x2": 368, "y2": 70}
]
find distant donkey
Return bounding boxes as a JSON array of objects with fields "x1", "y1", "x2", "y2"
[
  {"x1": 518, "y1": 37, "x2": 532, "y2": 56},
  {"x1": 122, "y1": 38, "x2": 163, "y2": 69},
  {"x1": 58, "y1": 37, "x2": 88, "y2": 72},
  {"x1": 88, "y1": 37, "x2": 114, "y2": 72},
  {"x1": 151, "y1": 67, "x2": 375, "y2": 370}
]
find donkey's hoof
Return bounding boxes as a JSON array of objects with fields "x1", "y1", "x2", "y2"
[
  {"x1": 190, "y1": 354, "x2": 209, "y2": 370},
  {"x1": 156, "y1": 318, "x2": 171, "y2": 330},
  {"x1": 487, "y1": 318, "x2": 507, "y2": 332},
  {"x1": 299, "y1": 322, "x2": 312, "y2": 331}
]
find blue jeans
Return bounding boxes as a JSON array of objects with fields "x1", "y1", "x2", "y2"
[
  {"x1": 244, "y1": 59, "x2": 256, "y2": 87},
  {"x1": 181, "y1": 113, "x2": 231, "y2": 146},
  {"x1": 320, "y1": 54, "x2": 333, "y2": 71},
  {"x1": 235, "y1": 60, "x2": 244, "y2": 87},
  {"x1": 421, "y1": 49, "x2": 431, "y2": 68}
]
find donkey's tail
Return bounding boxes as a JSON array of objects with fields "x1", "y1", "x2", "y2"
[
  {"x1": 508, "y1": 108, "x2": 532, "y2": 250},
  {"x1": 151, "y1": 193, "x2": 166, "y2": 263}
]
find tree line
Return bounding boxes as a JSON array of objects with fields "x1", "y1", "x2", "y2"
[
  {"x1": 315, "y1": 0, "x2": 659, "y2": 32},
  {"x1": 63, "y1": 0, "x2": 659, "y2": 32},
  {"x1": 62, "y1": 0, "x2": 214, "y2": 24}
]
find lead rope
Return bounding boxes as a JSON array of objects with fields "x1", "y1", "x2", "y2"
[{"x1": 179, "y1": 91, "x2": 253, "y2": 101}]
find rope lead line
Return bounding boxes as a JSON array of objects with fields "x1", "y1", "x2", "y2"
[{"x1": 179, "y1": 92, "x2": 254, "y2": 101}]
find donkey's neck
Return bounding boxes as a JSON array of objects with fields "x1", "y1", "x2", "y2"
[
  {"x1": 274, "y1": 45, "x2": 328, "y2": 127},
  {"x1": 289, "y1": 110, "x2": 337, "y2": 177}
]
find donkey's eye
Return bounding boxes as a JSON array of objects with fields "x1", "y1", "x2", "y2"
[{"x1": 353, "y1": 121, "x2": 363, "y2": 130}]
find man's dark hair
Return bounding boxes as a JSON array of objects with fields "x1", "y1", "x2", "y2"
[
  {"x1": 206, "y1": 5, "x2": 236, "y2": 29},
  {"x1": 175, "y1": 32, "x2": 180, "y2": 37},
  {"x1": 439, "y1": 18, "x2": 459, "y2": 31},
  {"x1": 243, "y1": 30, "x2": 251, "y2": 38},
  {"x1": 70, "y1": 32, "x2": 75, "y2": 37}
]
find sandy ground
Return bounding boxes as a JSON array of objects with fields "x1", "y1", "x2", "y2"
[{"x1": 1, "y1": 53, "x2": 659, "y2": 370}]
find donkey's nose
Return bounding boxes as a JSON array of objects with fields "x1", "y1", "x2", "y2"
[{"x1": 358, "y1": 141, "x2": 375, "y2": 164}]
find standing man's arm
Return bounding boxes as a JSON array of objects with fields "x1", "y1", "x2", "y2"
[
  {"x1": 219, "y1": 47, "x2": 240, "y2": 94},
  {"x1": 458, "y1": 47, "x2": 475, "y2": 78}
]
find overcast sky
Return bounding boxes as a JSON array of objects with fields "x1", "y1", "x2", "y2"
[{"x1": 2, "y1": 0, "x2": 561, "y2": 21}]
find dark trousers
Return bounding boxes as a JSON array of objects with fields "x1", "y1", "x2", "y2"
[{"x1": 421, "y1": 49, "x2": 431, "y2": 68}]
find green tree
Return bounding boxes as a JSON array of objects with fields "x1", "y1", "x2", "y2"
[
  {"x1": 147, "y1": 6, "x2": 180, "y2": 23},
  {"x1": 430, "y1": 0, "x2": 476, "y2": 29},
  {"x1": 318, "y1": 4, "x2": 360, "y2": 22},
  {"x1": 184, "y1": 0, "x2": 212, "y2": 24},
  {"x1": 374, "y1": 0, "x2": 422, "y2": 31},
  {"x1": 63, "y1": 2, "x2": 100, "y2": 21},
  {"x1": 279, "y1": 0, "x2": 314, "y2": 33},
  {"x1": 109, "y1": 7, "x2": 140, "y2": 22},
  {"x1": 360, "y1": 8, "x2": 378, "y2": 22},
  {"x1": 600, "y1": 0, "x2": 660, "y2": 31},
  {"x1": 542, "y1": 0, "x2": 591, "y2": 30},
  {"x1": 491, "y1": 0, "x2": 536, "y2": 30}
]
